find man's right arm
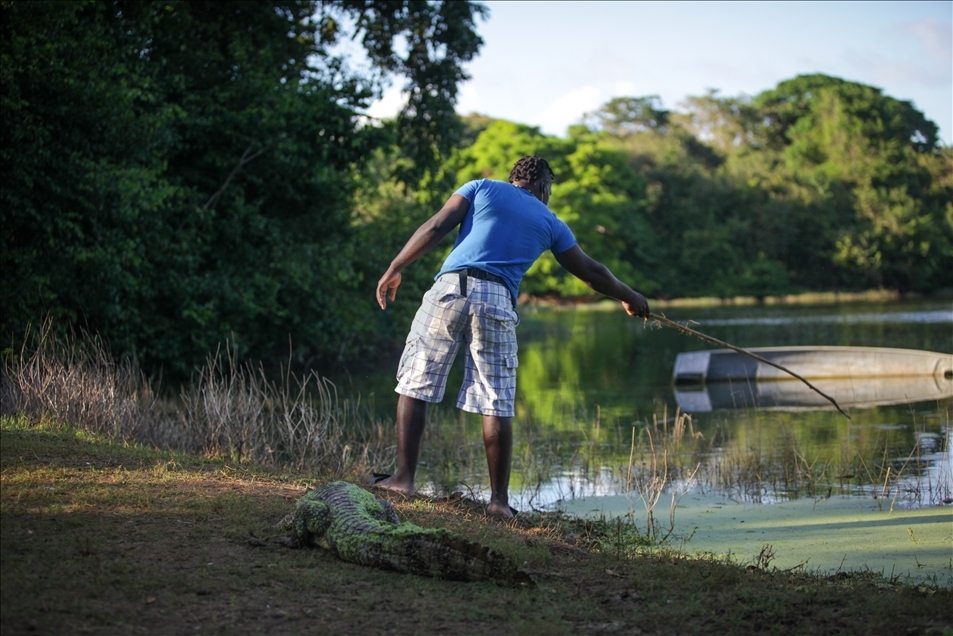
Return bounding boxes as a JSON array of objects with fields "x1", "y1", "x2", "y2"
[
  {"x1": 554, "y1": 245, "x2": 649, "y2": 317},
  {"x1": 376, "y1": 194, "x2": 470, "y2": 309}
]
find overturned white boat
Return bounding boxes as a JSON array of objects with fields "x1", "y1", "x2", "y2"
[
  {"x1": 672, "y1": 346, "x2": 953, "y2": 411},
  {"x1": 673, "y1": 346, "x2": 952, "y2": 383}
]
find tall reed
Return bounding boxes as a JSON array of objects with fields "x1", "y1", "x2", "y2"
[
  {"x1": 0, "y1": 322, "x2": 386, "y2": 477},
  {"x1": 563, "y1": 403, "x2": 949, "y2": 513},
  {"x1": 622, "y1": 408, "x2": 701, "y2": 541}
]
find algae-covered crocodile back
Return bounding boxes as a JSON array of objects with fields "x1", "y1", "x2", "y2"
[{"x1": 282, "y1": 481, "x2": 533, "y2": 587}]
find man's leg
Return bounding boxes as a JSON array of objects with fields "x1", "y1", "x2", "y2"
[
  {"x1": 375, "y1": 394, "x2": 428, "y2": 496},
  {"x1": 482, "y1": 414, "x2": 514, "y2": 518}
]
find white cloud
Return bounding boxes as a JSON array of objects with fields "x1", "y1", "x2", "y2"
[
  {"x1": 533, "y1": 86, "x2": 604, "y2": 135},
  {"x1": 844, "y1": 49, "x2": 952, "y2": 89},
  {"x1": 900, "y1": 18, "x2": 953, "y2": 63}
]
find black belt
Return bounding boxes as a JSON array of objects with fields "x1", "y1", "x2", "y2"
[{"x1": 452, "y1": 268, "x2": 506, "y2": 297}]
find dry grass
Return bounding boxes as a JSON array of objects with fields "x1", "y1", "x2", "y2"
[
  {"x1": 0, "y1": 321, "x2": 387, "y2": 478},
  {"x1": 696, "y1": 417, "x2": 952, "y2": 507},
  {"x1": 619, "y1": 407, "x2": 702, "y2": 540}
]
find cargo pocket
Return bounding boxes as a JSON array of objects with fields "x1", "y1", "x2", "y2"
[
  {"x1": 484, "y1": 305, "x2": 517, "y2": 334},
  {"x1": 396, "y1": 339, "x2": 418, "y2": 381},
  {"x1": 431, "y1": 274, "x2": 465, "y2": 302}
]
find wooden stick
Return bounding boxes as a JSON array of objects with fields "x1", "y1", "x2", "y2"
[{"x1": 649, "y1": 312, "x2": 851, "y2": 420}]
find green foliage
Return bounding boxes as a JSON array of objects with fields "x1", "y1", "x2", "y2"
[
  {"x1": 515, "y1": 74, "x2": 951, "y2": 300},
  {"x1": 583, "y1": 95, "x2": 670, "y2": 136},
  {"x1": 1, "y1": 0, "x2": 486, "y2": 379},
  {"x1": 433, "y1": 72, "x2": 950, "y2": 302},
  {"x1": 755, "y1": 74, "x2": 938, "y2": 157},
  {"x1": 2, "y1": 0, "x2": 168, "y2": 352},
  {"x1": 2, "y1": 1, "x2": 946, "y2": 394},
  {"x1": 679, "y1": 89, "x2": 759, "y2": 154},
  {"x1": 545, "y1": 140, "x2": 648, "y2": 294},
  {"x1": 349, "y1": 143, "x2": 447, "y2": 348},
  {"x1": 448, "y1": 120, "x2": 563, "y2": 183},
  {"x1": 751, "y1": 74, "x2": 949, "y2": 292}
]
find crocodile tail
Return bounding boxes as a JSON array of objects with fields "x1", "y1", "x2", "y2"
[{"x1": 382, "y1": 533, "x2": 535, "y2": 588}]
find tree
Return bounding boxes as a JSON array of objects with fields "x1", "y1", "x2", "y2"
[
  {"x1": 582, "y1": 96, "x2": 670, "y2": 137},
  {"x1": 335, "y1": 0, "x2": 488, "y2": 180},
  {"x1": 628, "y1": 76, "x2": 949, "y2": 296},
  {"x1": 755, "y1": 74, "x2": 938, "y2": 158},
  {"x1": 1, "y1": 0, "x2": 487, "y2": 378},
  {"x1": 753, "y1": 74, "x2": 946, "y2": 292},
  {"x1": 680, "y1": 89, "x2": 759, "y2": 153},
  {"x1": 1, "y1": 0, "x2": 175, "y2": 355}
]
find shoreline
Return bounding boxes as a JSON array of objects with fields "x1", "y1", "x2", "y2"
[{"x1": 517, "y1": 288, "x2": 953, "y2": 311}]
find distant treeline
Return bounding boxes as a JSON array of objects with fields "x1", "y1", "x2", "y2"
[
  {"x1": 3, "y1": 1, "x2": 951, "y2": 381},
  {"x1": 442, "y1": 82, "x2": 952, "y2": 302}
]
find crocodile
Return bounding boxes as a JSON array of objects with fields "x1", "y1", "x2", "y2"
[{"x1": 279, "y1": 481, "x2": 534, "y2": 587}]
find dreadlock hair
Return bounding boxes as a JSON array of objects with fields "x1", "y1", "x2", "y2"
[{"x1": 508, "y1": 155, "x2": 554, "y2": 184}]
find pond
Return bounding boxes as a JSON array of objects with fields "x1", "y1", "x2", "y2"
[
  {"x1": 349, "y1": 299, "x2": 950, "y2": 504},
  {"x1": 340, "y1": 297, "x2": 953, "y2": 583}
]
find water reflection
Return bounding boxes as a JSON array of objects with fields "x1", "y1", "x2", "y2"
[
  {"x1": 697, "y1": 308, "x2": 952, "y2": 326},
  {"x1": 346, "y1": 300, "x2": 953, "y2": 512},
  {"x1": 675, "y1": 375, "x2": 953, "y2": 411}
]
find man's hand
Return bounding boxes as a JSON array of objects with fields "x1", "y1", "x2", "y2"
[
  {"x1": 377, "y1": 271, "x2": 401, "y2": 309},
  {"x1": 374, "y1": 194, "x2": 471, "y2": 310},
  {"x1": 554, "y1": 245, "x2": 650, "y2": 318},
  {"x1": 622, "y1": 292, "x2": 649, "y2": 318}
]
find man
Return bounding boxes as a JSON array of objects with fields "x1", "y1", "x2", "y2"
[{"x1": 374, "y1": 155, "x2": 649, "y2": 518}]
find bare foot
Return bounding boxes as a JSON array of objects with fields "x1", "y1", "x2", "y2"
[
  {"x1": 486, "y1": 501, "x2": 515, "y2": 519},
  {"x1": 373, "y1": 475, "x2": 414, "y2": 497}
]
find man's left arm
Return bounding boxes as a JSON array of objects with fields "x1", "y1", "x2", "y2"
[
  {"x1": 554, "y1": 245, "x2": 650, "y2": 317},
  {"x1": 376, "y1": 194, "x2": 470, "y2": 309}
]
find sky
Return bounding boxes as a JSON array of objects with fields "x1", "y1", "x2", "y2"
[{"x1": 367, "y1": 1, "x2": 953, "y2": 145}]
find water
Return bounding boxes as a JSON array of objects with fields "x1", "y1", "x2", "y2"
[
  {"x1": 339, "y1": 297, "x2": 953, "y2": 582},
  {"x1": 344, "y1": 298, "x2": 952, "y2": 511}
]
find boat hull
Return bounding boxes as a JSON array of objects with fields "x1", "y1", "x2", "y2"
[
  {"x1": 673, "y1": 346, "x2": 953, "y2": 383},
  {"x1": 675, "y1": 374, "x2": 953, "y2": 411},
  {"x1": 672, "y1": 346, "x2": 953, "y2": 412}
]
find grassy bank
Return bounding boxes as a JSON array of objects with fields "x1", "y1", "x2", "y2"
[
  {"x1": 0, "y1": 323, "x2": 389, "y2": 475},
  {"x1": 2, "y1": 416, "x2": 951, "y2": 636},
  {"x1": 519, "y1": 288, "x2": 912, "y2": 311},
  {"x1": 650, "y1": 289, "x2": 905, "y2": 309}
]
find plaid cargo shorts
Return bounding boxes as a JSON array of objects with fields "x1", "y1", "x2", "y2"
[{"x1": 395, "y1": 272, "x2": 519, "y2": 417}]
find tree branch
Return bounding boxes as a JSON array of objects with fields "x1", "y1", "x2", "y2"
[{"x1": 203, "y1": 141, "x2": 270, "y2": 210}]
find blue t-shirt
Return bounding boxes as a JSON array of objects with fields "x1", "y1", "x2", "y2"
[{"x1": 436, "y1": 179, "x2": 577, "y2": 305}]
